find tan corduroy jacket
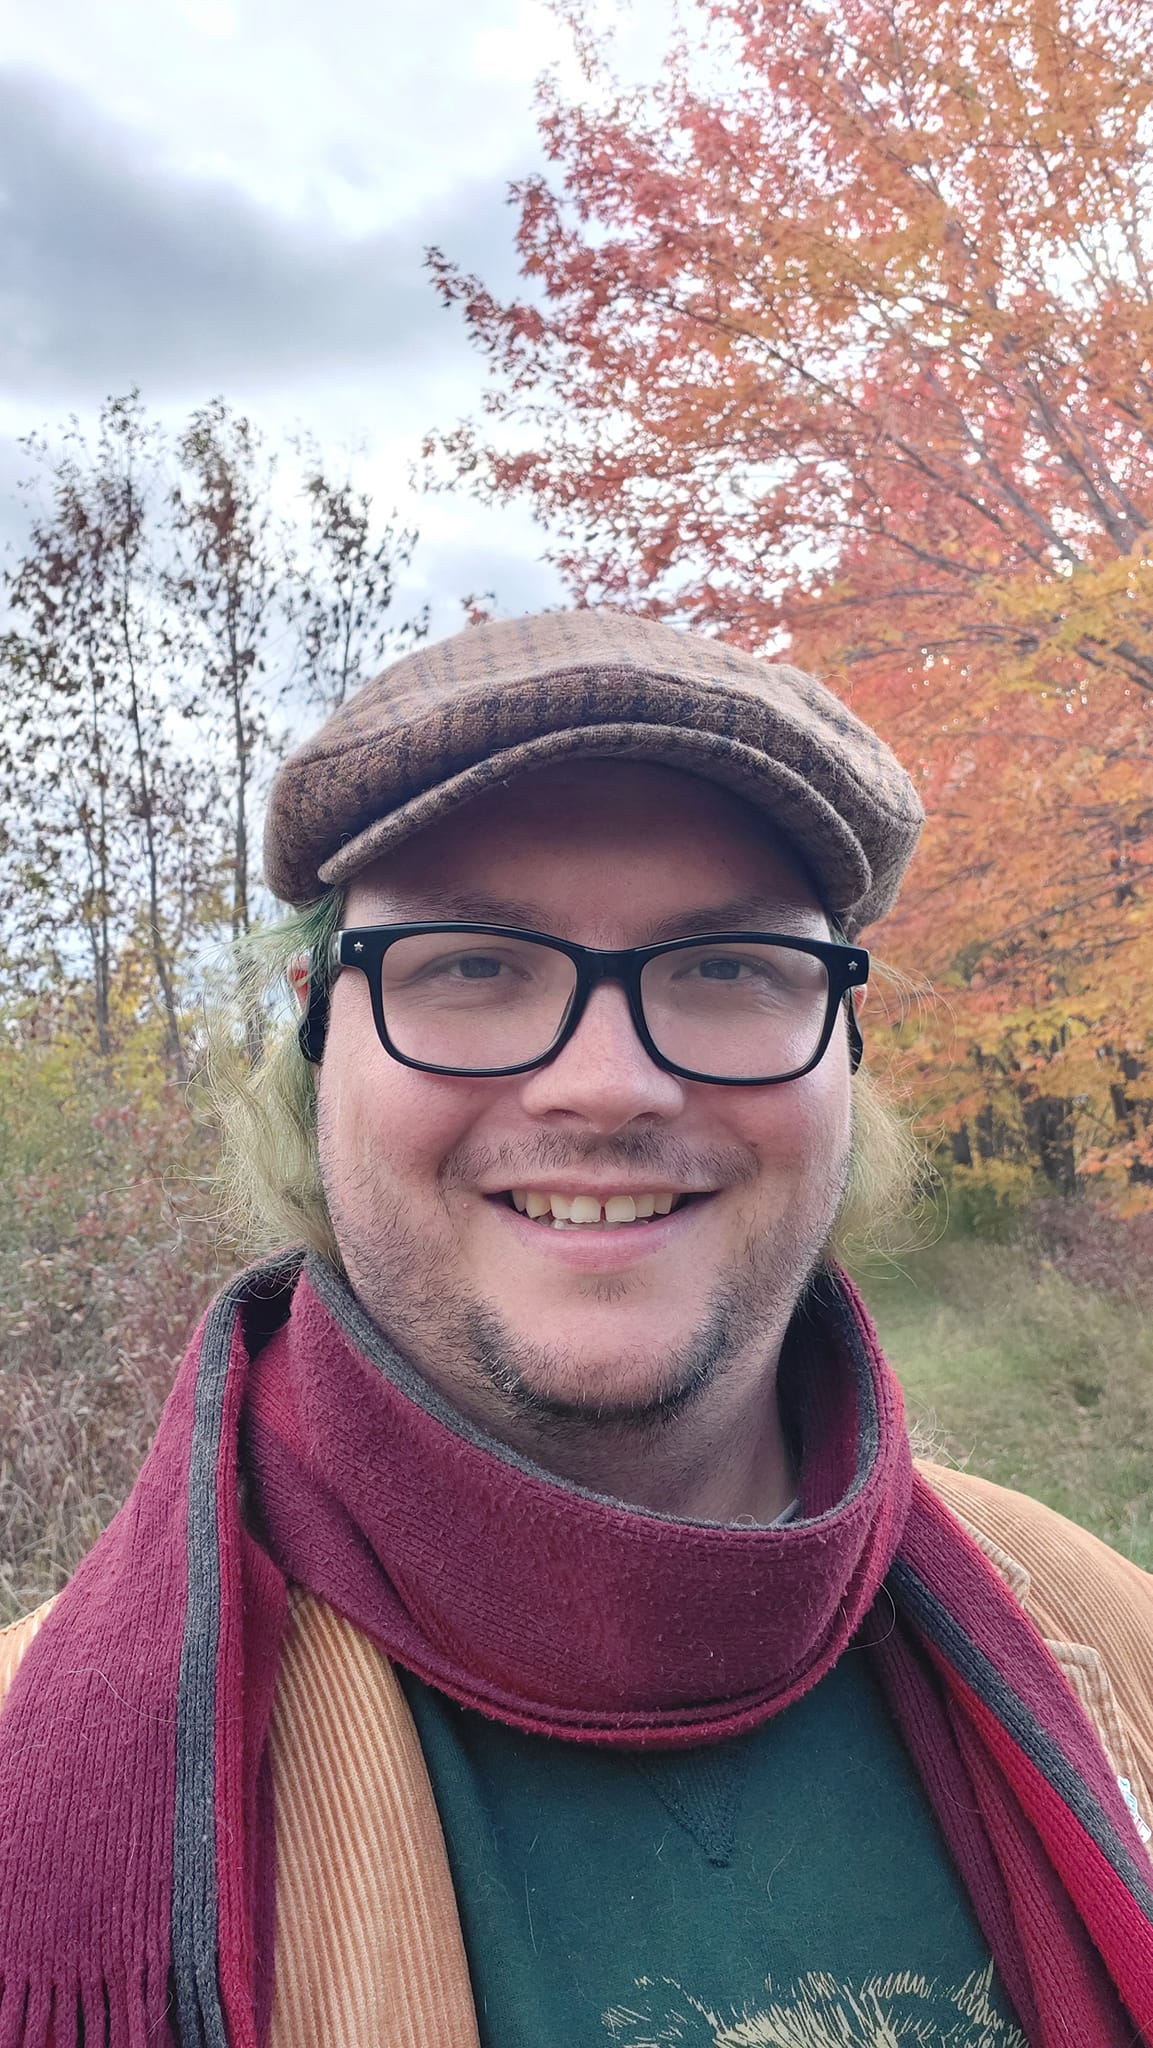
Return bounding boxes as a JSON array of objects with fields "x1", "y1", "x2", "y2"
[{"x1": 3, "y1": 1463, "x2": 1153, "y2": 2047}]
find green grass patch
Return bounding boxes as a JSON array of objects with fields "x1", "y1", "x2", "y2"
[{"x1": 855, "y1": 1238, "x2": 1153, "y2": 1570}]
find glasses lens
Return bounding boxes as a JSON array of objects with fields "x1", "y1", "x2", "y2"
[
  {"x1": 640, "y1": 941, "x2": 830, "y2": 1079},
  {"x1": 379, "y1": 932, "x2": 578, "y2": 1070}
]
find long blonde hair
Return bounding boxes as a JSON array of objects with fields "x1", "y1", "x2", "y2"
[{"x1": 204, "y1": 897, "x2": 925, "y2": 1267}]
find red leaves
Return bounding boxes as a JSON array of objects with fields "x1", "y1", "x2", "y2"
[{"x1": 429, "y1": 0, "x2": 1153, "y2": 1197}]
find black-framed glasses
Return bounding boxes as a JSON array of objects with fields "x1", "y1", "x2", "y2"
[{"x1": 301, "y1": 923, "x2": 869, "y2": 1084}]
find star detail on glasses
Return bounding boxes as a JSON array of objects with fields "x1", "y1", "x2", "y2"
[{"x1": 353, "y1": 941, "x2": 364, "y2": 952}]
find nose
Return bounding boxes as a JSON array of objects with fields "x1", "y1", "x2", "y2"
[{"x1": 517, "y1": 981, "x2": 686, "y2": 1132}]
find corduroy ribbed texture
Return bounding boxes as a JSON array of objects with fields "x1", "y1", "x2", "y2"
[
  {"x1": 928, "y1": 1462, "x2": 1153, "y2": 1830},
  {"x1": 268, "y1": 1590, "x2": 479, "y2": 2047}
]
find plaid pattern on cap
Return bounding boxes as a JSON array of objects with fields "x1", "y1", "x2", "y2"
[{"x1": 263, "y1": 610, "x2": 923, "y2": 933}]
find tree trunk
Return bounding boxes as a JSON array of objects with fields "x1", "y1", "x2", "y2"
[{"x1": 1020, "y1": 1093, "x2": 1078, "y2": 1196}]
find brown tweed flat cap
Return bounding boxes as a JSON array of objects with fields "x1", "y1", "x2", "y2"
[{"x1": 264, "y1": 609, "x2": 923, "y2": 934}]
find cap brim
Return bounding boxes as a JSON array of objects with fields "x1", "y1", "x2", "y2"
[{"x1": 317, "y1": 724, "x2": 871, "y2": 926}]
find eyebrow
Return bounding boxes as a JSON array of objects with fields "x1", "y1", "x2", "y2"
[
  {"x1": 366, "y1": 890, "x2": 549, "y2": 928},
  {"x1": 358, "y1": 891, "x2": 828, "y2": 942},
  {"x1": 643, "y1": 899, "x2": 828, "y2": 942}
]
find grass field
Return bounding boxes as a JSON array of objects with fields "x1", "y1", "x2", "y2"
[{"x1": 857, "y1": 1235, "x2": 1153, "y2": 1570}]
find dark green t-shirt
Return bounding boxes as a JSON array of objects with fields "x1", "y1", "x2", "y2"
[{"x1": 400, "y1": 1653, "x2": 1026, "y2": 2047}]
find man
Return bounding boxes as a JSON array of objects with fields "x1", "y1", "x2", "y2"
[{"x1": 2, "y1": 610, "x2": 1152, "y2": 2048}]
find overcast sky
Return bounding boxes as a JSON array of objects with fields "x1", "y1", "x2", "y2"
[{"x1": 0, "y1": 0, "x2": 666, "y2": 639}]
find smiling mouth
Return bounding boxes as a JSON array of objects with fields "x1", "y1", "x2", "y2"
[{"x1": 495, "y1": 1190, "x2": 704, "y2": 1229}]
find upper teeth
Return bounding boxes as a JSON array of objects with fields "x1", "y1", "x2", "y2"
[{"x1": 510, "y1": 1191, "x2": 678, "y2": 1224}]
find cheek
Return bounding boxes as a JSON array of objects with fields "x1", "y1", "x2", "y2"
[
  {"x1": 319, "y1": 980, "x2": 416, "y2": 1173},
  {"x1": 737, "y1": 1064, "x2": 853, "y2": 1186},
  {"x1": 318, "y1": 1027, "x2": 489, "y2": 1200}
]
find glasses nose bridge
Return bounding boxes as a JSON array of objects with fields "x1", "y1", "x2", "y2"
[
  {"x1": 580, "y1": 942, "x2": 641, "y2": 991},
  {"x1": 565, "y1": 942, "x2": 649, "y2": 1043}
]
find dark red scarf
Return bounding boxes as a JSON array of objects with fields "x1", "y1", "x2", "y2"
[{"x1": 1, "y1": 1253, "x2": 1151, "y2": 2046}]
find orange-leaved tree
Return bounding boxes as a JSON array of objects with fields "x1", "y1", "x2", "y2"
[{"x1": 428, "y1": 0, "x2": 1153, "y2": 1197}]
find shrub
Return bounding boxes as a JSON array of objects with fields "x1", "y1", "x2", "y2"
[{"x1": 0, "y1": 1041, "x2": 229, "y2": 1621}]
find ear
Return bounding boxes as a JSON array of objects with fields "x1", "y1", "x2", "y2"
[
  {"x1": 294, "y1": 953, "x2": 330, "y2": 1064},
  {"x1": 288, "y1": 955, "x2": 311, "y2": 1011}
]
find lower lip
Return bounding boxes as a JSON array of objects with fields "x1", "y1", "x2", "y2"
[{"x1": 485, "y1": 1198, "x2": 713, "y2": 1269}]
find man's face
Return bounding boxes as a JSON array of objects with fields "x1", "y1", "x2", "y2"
[{"x1": 316, "y1": 760, "x2": 854, "y2": 1438}]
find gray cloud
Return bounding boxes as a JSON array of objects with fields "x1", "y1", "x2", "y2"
[
  {"x1": 408, "y1": 533, "x2": 565, "y2": 639},
  {"x1": 0, "y1": 436, "x2": 29, "y2": 531},
  {"x1": 0, "y1": 69, "x2": 520, "y2": 401}
]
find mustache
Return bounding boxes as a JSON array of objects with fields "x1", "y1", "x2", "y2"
[{"x1": 444, "y1": 1130, "x2": 760, "y2": 1192}]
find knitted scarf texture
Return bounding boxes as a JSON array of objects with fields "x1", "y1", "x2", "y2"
[{"x1": 0, "y1": 1253, "x2": 1151, "y2": 2045}]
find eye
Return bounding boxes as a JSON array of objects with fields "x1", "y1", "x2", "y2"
[
  {"x1": 411, "y1": 949, "x2": 520, "y2": 983},
  {"x1": 685, "y1": 953, "x2": 779, "y2": 984},
  {"x1": 452, "y1": 954, "x2": 504, "y2": 979}
]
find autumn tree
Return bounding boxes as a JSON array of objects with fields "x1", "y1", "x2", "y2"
[
  {"x1": 0, "y1": 400, "x2": 207, "y2": 1071},
  {"x1": 429, "y1": 0, "x2": 1153, "y2": 1196},
  {"x1": 289, "y1": 440, "x2": 427, "y2": 713},
  {"x1": 0, "y1": 395, "x2": 419, "y2": 1067},
  {"x1": 170, "y1": 401, "x2": 285, "y2": 944},
  {"x1": 96, "y1": 397, "x2": 192, "y2": 1074}
]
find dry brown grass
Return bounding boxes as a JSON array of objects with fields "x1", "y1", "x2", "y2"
[{"x1": 0, "y1": 1061, "x2": 230, "y2": 1623}]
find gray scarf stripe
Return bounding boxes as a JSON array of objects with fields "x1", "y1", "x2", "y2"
[{"x1": 171, "y1": 1283, "x2": 245, "y2": 2048}]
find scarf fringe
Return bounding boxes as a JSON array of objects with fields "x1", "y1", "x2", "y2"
[{"x1": 0, "y1": 1964, "x2": 167, "y2": 2048}]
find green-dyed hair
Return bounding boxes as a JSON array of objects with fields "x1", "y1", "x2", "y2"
[
  {"x1": 203, "y1": 897, "x2": 925, "y2": 1268},
  {"x1": 204, "y1": 892, "x2": 345, "y2": 1266}
]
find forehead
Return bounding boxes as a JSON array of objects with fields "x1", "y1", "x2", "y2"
[{"x1": 343, "y1": 760, "x2": 829, "y2": 937}]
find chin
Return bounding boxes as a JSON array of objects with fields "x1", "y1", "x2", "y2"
[
  {"x1": 503, "y1": 1372, "x2": 713, "y2": 1433},
  {"x1": 464, "y1": 1303, "x2": 735, "y2": 1432},
  {"x1": 523, "y1": 1354, "x2": 679, "y2": 1411}
]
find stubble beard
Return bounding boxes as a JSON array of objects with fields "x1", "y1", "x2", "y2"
[{"x1": 319, "y1": 1137, "x2": 849, "y2": 1449}]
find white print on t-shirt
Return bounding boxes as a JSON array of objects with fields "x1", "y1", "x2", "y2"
[{"x1": 602, "y1": 1960, "x2": 1027, "y2": 2046}]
